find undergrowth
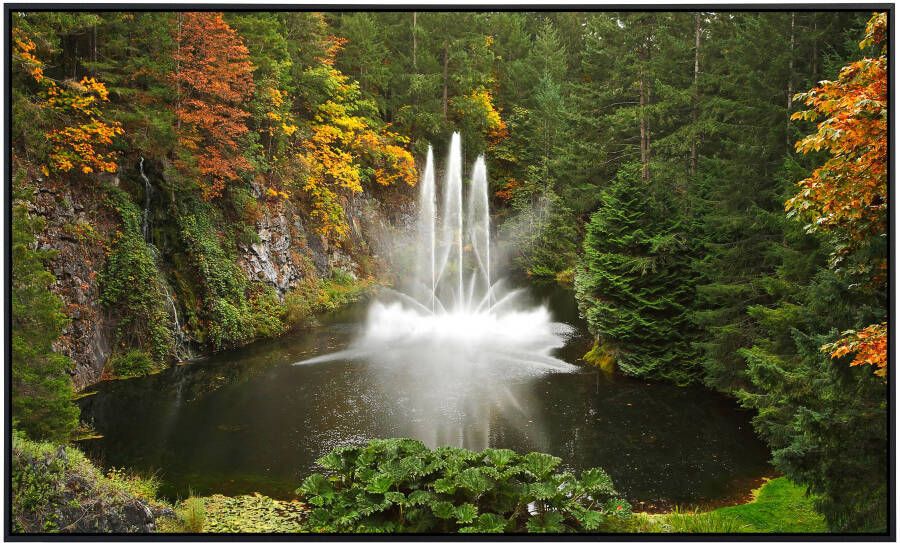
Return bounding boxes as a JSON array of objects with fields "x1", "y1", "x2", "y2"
[{"x1": 297, "y1": 438, "x2": 630, "y2": 533}]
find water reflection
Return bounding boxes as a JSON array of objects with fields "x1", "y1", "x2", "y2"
[{"x1": 78, "y1": 283, "x2": 774, "y2": 509}]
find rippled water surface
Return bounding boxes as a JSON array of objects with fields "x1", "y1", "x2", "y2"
[{"x1": 79, "y1": 282, "x2": 773, "y2": 509}]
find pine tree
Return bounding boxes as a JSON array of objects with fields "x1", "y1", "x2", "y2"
[{"x1": 740, "y1": 265, "x2": 887, "y2": 532}]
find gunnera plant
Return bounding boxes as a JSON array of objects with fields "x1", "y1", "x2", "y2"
[{"x1": 297, "y1": 438, "x2": 631, "y2": 533}]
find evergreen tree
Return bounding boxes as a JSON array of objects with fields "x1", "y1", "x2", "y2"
[
  {"x1": 574, "y1": 165, "x2": 698, "y2": 383},
  {"x1": 740, "y1": 265, "x2": 887, "y2": 532},
  {"x1": 11, "y1": 181, "x2": 79, "y2": 442}
]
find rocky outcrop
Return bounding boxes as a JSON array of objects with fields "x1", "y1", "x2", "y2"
[
  {"x1": 21, "y1": 161, "x2": 414, "y2": 390},
  {"x1": 238, "y1": 197, "x2": 316, "y2": 297},
  {"x1": 237, "y1": 187, "x2": 414, "y2": 298},
  {"x1": 28, "y1": 177, "x2": 120, "y2": 390},
  {"x1": 11, "y1": 436, "x2": 173, "y2": 534}
]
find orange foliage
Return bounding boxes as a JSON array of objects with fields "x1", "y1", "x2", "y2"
[
  {"x1": 12, "y1": 28, "x2": 45, "y2": 82},
  {"x1": 787, "y1": 12, "x2": 887, "y2": 257},
  {"x1": 14, "y1": 28, "x2": 123, "y2": 175},
  {"x1": 172, "y1": 12, "x2": 255, "y2": 199},
  {"x1": 788, "y1": 13, "x2": 888, "y2": 378},
  {"x1": 824, "y1": 322, "x2": 887, "y2": 379},
  {"x1": 495, "y1": 178, "x2": 520, "y2": 201}
]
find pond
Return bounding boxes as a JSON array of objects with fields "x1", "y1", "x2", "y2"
[{"x1": 78, "y1": 281, "x2": 774, "y2": 511}]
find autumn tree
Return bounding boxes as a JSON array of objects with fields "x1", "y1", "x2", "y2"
[
  {"x1": 13, "y1": 26, "x2": 123, "y2": 176},
  {"x1": 172, "y1": 12, "x2": 255, "y2": 199},
  {"x1": 787, "y1": 12, "x2": 887, "y2": 378},
  {"x1": 294, "y1": 35, "x2": 416, "y2": 242}
]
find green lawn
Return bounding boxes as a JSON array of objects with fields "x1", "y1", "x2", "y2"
[{"x1": 629, "y1": 477, "x2": 828, "y2": 533}]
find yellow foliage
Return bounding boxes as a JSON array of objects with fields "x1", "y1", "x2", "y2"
[
  {"x1": 14, "y1": 27, "x2": 123, "y2": 175},
  {"x1": 12, "y1": 29, "x2": 45, "y2": 82},
  {"x1": 455, "y1": 88, "x2": 509, "y2": 144},
  {"x1": 295, "y1": 64, "x2": 416, "y2": 242}
]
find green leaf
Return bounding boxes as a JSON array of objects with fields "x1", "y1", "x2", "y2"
[
  {"x1": 430, "y1": 500, "x2": 455, "y2": 519},
  {"x1": 523, "y1": 452, "x2": 562, "y2": 478},
  {"x1": 365, "y1": 473, "x2": 393, "y2": 494},
  {"x1": 297, "y1": 473, "x2": 333, "y2": 499},
  {"x1": 570, "y1": 506, "x2": 603, "y2": 530},
  {"x1": 580, "y1": 467, "x2": 614, "y2": 494},
  {"x1": 432, "y1": 477, "x2": 457, "y2": 494},
  {"x1": 317, "y1": 453, "x2": 343, "y2": 471},
  {"x1": 406, "y1": 490, "x2": 432, "y2": 506},
  {"x1": 454, "y1": 503, "x2": 478, "y2": 524},
  {"x1": 473, "y1": 512, "x2": 508, "y2": 533},
  {"x1": 483, "y1": 448, "x2": 517, "y2": 468},
  {"x1": 528, "y1": 480, "x2": 559, "y2": 500},
  {"x1": 384, "y1": 491, "x2": 405, "y2": 504},
  {"x1": 457, "y1": 467, "x2": 493, "y2": 495},
  {"x1": 527, "y1": 511, "x2": 566, "y2": 533}
]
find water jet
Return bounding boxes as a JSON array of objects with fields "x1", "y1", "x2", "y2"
[{"x1": 295, "y1": 133, "x2": 577, "y2": 376}]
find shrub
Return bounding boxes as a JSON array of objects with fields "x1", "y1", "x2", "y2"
[
  {"x1": 297, "y1": 438, "x2": 630, "y2": 533},
  {"x1": 107, "y1": 349, "x2": 155, "y2": 378},
  {"x1": 177, "y1": 203, "x2": 287, "y2": 350},
  {"x1": 100, "y1": 186, "x2": 174, "y2": 365},
  {"x1": 283, "y1": 274, "x2": 371, "y2": 328}
]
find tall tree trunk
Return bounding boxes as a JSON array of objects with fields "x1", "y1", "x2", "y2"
[
  {"x1": 92, "y1": 24, "x2": 97, "y2": 75},
  {"x1": 786, "y1": 12, "x2": 795, "y2": 150},
  {"x1": 639, "y1": 68, "x2": 648, "y2": 182},
  {"x1": 690, "y1": 13, "x2": 701, "y2": 178},
  {"x1": 811, "y1": 13, "x2": 819, "y2": 82},
  {"x1": 442, "y1": 43, "x2": 449, "y2": 120},
  {"x1": 412, "y1": 12, "x2": 418, "y2": 71}
]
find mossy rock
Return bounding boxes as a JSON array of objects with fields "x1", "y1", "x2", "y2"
[
  {"x1": 583, "y1": 340, "x2": 616, "y2": 373},
  {"x1": 11, "y1": 433, "x2": 171, "y2": 534}
]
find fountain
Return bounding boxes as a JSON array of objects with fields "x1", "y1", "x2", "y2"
[
  {"x1": 294, "y1": 133, "x2": 576, "y2": 375},
  {"x1": 78, "y1": 142, "x2": 776, "y2": 502}
]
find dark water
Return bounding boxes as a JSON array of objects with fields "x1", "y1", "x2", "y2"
[{"x1": 78, "y1": 282, "x2": 773, "y2": 510}]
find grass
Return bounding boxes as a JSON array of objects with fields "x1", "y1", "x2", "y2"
[
  {"x1": 171, "y1": 496, "x2": 206, "y2": 532},
  {"x1": 707, "y1": 477, "x2": 828, "y2": 533},
  {"x1": 627, "y1": 478, "x2": 828, "y2": 533},
  {"x1": 11, "y1": 432, "x2": 169, "y2": 533}
]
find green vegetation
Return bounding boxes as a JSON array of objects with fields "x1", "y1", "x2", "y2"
[
  {"x1": 8, "y1": 7, "x2": 887, "y2": 535},
  {"x1": 106, "y1": 350, "x2": 155, "y2": 379},
  {"x1": 708, "y1": 478, "x2": 827, "y2": 533},
  {"x1": 284, "y1": 271, "x2": 373, "y2": 327},
  {"x1": 99, "y1": 186, "x2": 174, "y2": 371},
  {"x1": 574, "y1": 165, "x2": 698, "y2": 384},
  {"x1": 627, "y1": 478, "x2": 826, "y2": 534},
  {"x1": 11, "y1": 179, "x2": 79, "y2": 442},
  {"x1": 13, "y1": 433, "x2": 825, "y2": 535},
  {"x1": 161, "y1": 496, "x2": 206, "y2": 533},
  {"x1": 11, "y1": 432, "x2": 168, "y2": 533},
  {"x1": 160, "y1": 494, "x2": 306, "y2": 533},
  {"x1": 297, "y1": 438, "x2": 630, "y2": 533},
  {"x1": 176, "y1": 202, "x2": 286, "y2": 350}
]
